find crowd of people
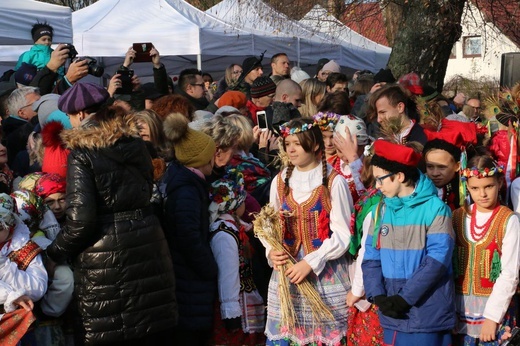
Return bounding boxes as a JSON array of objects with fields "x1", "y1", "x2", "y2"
[{"x1": 0, "y1": 21, "x2": 518, "y2": 346}]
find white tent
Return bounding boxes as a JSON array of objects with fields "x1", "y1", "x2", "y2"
[
  {"x1": 72, "y1": 0, "x2": 321, "y2": 78},
  {"x1": 299, "y1": 5, "x2": 391, "y2": 70},
  {"x1": 0, "y1": 0, "x2": 72, "y2": 62},
  {"x1": 206, "y1": 0, "x2": 385, "y2": 71}
]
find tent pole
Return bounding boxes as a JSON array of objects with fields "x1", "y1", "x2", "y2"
[
  {"x1": 297, "y1": 37, "x2": 300, "y2": 67},
  {"x1": 197, "y1": 54, "x2": 202, "y2": 70}
]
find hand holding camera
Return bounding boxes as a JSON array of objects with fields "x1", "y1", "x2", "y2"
[
  {"x1": 123, "y1": 47, "x2": 136, "y2": 68},
  {"x1": 47, "y1": 44, "x2": 69, "y2": 72},
  {"x1": 66, "y1": 59, "x2": 89, "y2": 84}
]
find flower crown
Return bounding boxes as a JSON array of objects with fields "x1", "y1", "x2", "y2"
[
  {"x1": 279, "y1": 121, "x2": 315, "y2": 138},
  {"x1": 461, "y1": 165, "x2": 504, "y2": 180},
  {"x1": 312, "y1": 112, "x2": 341, "y2": 132}
]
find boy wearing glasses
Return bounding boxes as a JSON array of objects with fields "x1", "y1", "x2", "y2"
[{"x1": 362, "y1": 139, "x2": 455, "y2": 346}]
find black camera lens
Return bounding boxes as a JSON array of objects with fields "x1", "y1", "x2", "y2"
[{"x1": 88, "y1": 64, "x2": 104, "y2": 77}]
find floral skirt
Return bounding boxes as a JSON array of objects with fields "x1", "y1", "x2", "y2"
[
  {"x1": 347, "y1": 305, "x2": 383, "y2": 346},
  {"x1": 265, "y1": 256, "x2": 351, "y2": 346}
]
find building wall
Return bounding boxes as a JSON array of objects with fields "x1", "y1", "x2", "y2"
[{"x1": 444, "y1": 2, "x2": 519, "y2": 82}]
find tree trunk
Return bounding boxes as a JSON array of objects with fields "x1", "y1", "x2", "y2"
[{"x1": 387, "y1": 0, "x2": 466, "y2": 91}]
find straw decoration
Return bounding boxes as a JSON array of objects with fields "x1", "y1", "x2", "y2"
[{"x1": 252, "y1": 205, "x2": 335, "y2": 331}]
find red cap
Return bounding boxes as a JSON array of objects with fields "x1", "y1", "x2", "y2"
[
  {"x1": 374, "y1": 139, "x2": 422, "y2": 167},
  {"x1": 424, "y1": 118, "x2": 477, "y2": 147}
]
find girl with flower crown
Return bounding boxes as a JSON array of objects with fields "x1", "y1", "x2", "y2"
[
  {"x1": 453, "y1": 155, "x2": 520, "y2": 345},
  {"x1": 265, "y1": 118, "x2": 353, "y2": 345},
  {"x1": 208, "y1": 170, "x2": 265, "y2": 346}
]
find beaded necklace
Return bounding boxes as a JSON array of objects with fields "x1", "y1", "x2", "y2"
[{"x1": 470, "y1": 203, "x2": 500, "y2": 241}]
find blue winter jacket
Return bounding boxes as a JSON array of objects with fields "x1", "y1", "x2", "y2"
[{"x1": 362, "y1": 172, "x2": 456, "y2": 333}]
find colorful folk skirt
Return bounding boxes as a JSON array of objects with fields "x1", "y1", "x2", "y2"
[
  {"x1": 265, "y1": 255, "x2": 351, "y2": 346},
  {"x1": 347, "y1": 304, "x2": 384, "y2": 346}
]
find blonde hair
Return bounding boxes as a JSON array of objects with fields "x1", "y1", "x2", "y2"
[
  {"x1": 132, "y1": 110, "x2": 169, "y2": 157},
  {"x1": 298, "y1": 78, "x2": 326, "y2": 118},
  {"x1": 201, "y1": 115, "x2": 241, "y2": 149},
  {"x1": 226, "y1": 115, "x2": 254, "y2": 152}
]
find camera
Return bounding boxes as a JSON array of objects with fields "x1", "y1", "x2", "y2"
[
  {"x1": 63, "y1": 43, "x2": 78, "y2": 60},
  {"x1": 77, "y1": 57, "x2": 104, "y2": 78}
]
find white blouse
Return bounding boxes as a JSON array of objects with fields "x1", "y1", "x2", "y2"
[
  {"x1": 0, "y1": 222, "x2": 47, "y2": 315},
  {"x1": 267, "y1": 163, "x2": 353, "y2": 275}
]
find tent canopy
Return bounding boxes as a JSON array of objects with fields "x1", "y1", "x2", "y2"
[
  {"x1": 0, "y1": 0, "x2": 72, "y2": 62},
  {"x1": 206, "y1": 0, "x2": 387, "y2": 71},
  {"x1": 299, "y1": 5, "x2": 391, "y2": 70}
]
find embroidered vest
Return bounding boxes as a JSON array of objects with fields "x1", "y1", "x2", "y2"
[
  {"x1": 7, "y1": 240, "x2": 42, "y2": 271},
  {"x1": 276, "y1": 170, "x2": 337, "y2": 258},
  {"x1": 210, "y1": 221, "x2": 256, "y2": 293},
  {"x1": 453, "y1": 206, "x2": 513, "y2": 296}
]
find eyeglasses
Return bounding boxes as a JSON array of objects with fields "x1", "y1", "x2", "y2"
[
  {"x1": 232, "y1": 70, "x2": 243, "y2": 75},
  {"x1": 375, "y1": 172, "x2": 395, "y2": 185},
  {"x1": 191, "y1": 83, "x2": 206, "y2": 89},
  {"x1": 20, "y1": 102, "x2": 35, "y2": 111}
]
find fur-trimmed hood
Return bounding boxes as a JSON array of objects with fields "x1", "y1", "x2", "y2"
[{"x1": 60, "y1": 115, "x2": 140, "y2": 150}]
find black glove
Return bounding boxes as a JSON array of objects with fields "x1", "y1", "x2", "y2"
[
  {"x1": 223, "y1": 317, "x2": 241, "y2": 331},
  {"x1": 379, "y1": 295, "x2": 411, "y2": 319}
]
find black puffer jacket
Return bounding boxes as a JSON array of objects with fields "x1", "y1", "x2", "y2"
[
  {"x1": 162, "y1": 161, "x2": 218, "y2": 331},
  {"x1": 47, "y1": 115, "x2": 177, "y2": 345}
]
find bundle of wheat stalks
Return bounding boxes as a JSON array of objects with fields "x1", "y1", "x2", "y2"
[{"x1": 252, "y1": 205, "x2": 334, "y2": 330}]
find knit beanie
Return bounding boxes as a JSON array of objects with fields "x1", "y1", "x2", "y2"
[
  {"x1": 219, "y1": 91, "x2": 247, "y2": 109},
  {"x1": 315, "y1": 58, "x2": 330, "y2": 76},
  {"x1": 164, "y1": 112, "x2": 216, "y2": 168},
  {"x1": 399, "y1": 72, "x2": 423, "y2": 95},
  {"x1": 290, "y1": 66, "x2": 310, "y2": 84},
  {"x1": 251, "y1": 76, "x2": 276, "y2": 98},
  {"x1": 58, "y1": 82, "x2": 109, "y2": 114},
  {"x1": 14, "y1": 63, "x2": 37, "y2": 86},
  {"x1": 41, "y1": 121, "x2": 70, "y2": 178},
  {"x1": 373, "y1": 68, "x2": 396, "y2": 84},
  {"x1": 33, "y1": 93, "x2": 60, "y2": 125},
  {"x1": 322, "y1": 60, "x2": 341, "y2": 73},
  {"x1": 31, "y1": 22, "x2": 54, "y2": 43},
  {"x1": 241, "y1": 53, "x2": 264, "y2": 79}
]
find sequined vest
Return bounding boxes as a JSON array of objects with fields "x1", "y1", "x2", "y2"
[
  {"x1": 452, "y1": 206, "x2": 513, "y2": 296},
  {"x1": 276, "y1": 170, "x2": 338, "y2": 258}
]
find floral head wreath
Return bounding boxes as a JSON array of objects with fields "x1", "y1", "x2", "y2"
[
  {"x1": 279, "y1": 121, "x2": 315, "y2": 138},
  {"x1": 312, "y1": 112, "x2": 341, "y2": 132},
  {"x1": 461, "y1": 165, "x2": 504, "y2": 181}
]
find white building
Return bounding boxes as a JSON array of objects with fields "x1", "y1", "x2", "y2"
[{"x1": 444, "y1": 1, "x2": 520, "y2": 82}]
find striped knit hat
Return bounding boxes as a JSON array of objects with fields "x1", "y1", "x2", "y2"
[
  {"x1": 58, "y1": 82, "x2": 109, "y2": 114},
  {"x1": 251, "y1": 76, "x2": 276, "y2": 98}
]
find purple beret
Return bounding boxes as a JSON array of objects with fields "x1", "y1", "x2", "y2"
[{"x1": 58, "y1": 82, "x2": 109, "y2": 114}]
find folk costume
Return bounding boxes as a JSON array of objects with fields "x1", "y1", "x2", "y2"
[
  {"x1": 453, "y1": 166, "x2": 520, "y2": 345},
  {"x1": 423, "y1": 118, "x2": 479, "y2": 211},
  {"x1": 208, "y1": 172, "x2": 265, "y2": 346},
  {"x1": 0, "y1": 193, "x2": 47, "y2": 346},
  {"x1": 362, "y1": 140, "x2": 455, "y2": 345},
  {"x1": 264, "y1": 120, "x2": 354, "y2": 346}
]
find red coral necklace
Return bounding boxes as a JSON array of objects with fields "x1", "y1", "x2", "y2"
[{"x1": 469, "y1": 203, "x2": 500, "y2": 241}]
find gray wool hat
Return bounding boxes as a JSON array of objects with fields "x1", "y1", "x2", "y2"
[{"x1": 33, "y1": 93, "x2": 60, "y2": 125}]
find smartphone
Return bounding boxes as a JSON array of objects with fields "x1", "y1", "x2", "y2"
[
  {"x1": 116, "y1": 69, "x2": 134, "y2": 94},
  {"x1": 354, "y1": 299, "x2": 371, "y2": 312},
  {"x1": 503, "y1": 327, "x2": 520, "y2": 346},
  {"x1": 257, "y1": 111, "x2": 268, "y2": 131},
  {"x1": 132, "y1": 42, "x2": 154, "y2": 63}
]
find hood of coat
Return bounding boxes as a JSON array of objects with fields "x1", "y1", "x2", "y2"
[
  {"x1": 60, "y1": 115, "x2": 140, "y2": 151},
  {"x1": 383, "y1": 171, "x2": 438, "y2": 210}
]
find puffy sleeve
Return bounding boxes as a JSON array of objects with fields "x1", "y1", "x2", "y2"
[{"x1": 484, "y1": 213, "x2": 520, "y2": 323}]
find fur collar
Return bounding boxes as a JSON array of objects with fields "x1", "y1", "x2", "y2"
[{"x1": 60, "y1": 115, "x2": 140, "y2": 150}]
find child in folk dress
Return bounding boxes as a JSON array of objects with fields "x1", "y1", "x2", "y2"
[
  {"x1": 453, "y1": 155, "x2": 520, "y2": 345},
  {"x1": 208, "y1": 170, "x2": 265, "y2": 346},
  {"x1": 265, "y1": 118, "x2": 353, "y2": 346}
]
